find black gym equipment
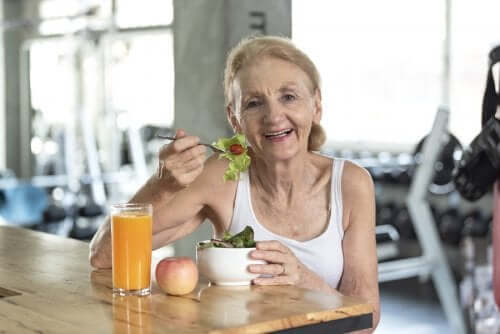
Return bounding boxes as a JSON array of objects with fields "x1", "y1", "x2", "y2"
[
  {"x1": 392, "y1": 205, "x2": 416, "y2": 240},
  {"x1": 413, "y1": 132, "x2": 463, "y2": 195},
  {"x1": 376, "y1": 202, "x2": 399, "y2": 226},
  {"x1": 454, "y1": 44, "x2": 500, "y2": 201},
  {"x1": 437, "y1": 208, "x2": 464, "y2": 246},
  {"x1": 69, "y1": 198, "x2": 105, "y2": 240},
  {"x1": 461, "y1": 209, "x2": 491, "y2": 238},
  {"x1": 77, "y1": 201, "x2": 104, "y2": 218},
  {"x1": 42, "y1": 204, "x2": 67, "y2": 223},
  {"x1": 454, "y1": 116, "x2": 500, "y2": 201},
  {"x1": 0, "y1": 189, "x2": 5, "y2": 207}
]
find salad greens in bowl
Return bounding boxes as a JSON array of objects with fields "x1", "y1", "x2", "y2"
[
  {"x1": 196, "y1": 226, "x2": 264, "y2": 286},
  {"x1": 198, "y1": 226, "x2": 256, "y2": 249}
]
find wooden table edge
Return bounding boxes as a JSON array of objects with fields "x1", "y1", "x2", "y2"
[{"x1": 209, "y1": 304, "x2": 374, "y2": 334}]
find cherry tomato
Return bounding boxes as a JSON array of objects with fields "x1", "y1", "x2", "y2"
[{"x1": 229, "y1": 144, "x2": 244, "y2": 155}]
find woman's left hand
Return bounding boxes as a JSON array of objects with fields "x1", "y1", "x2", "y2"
[{"x1": 248, "y1": 240, "x2": 307, "y2": 286}]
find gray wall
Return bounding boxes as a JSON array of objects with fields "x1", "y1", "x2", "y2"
[
  {"x1": 0, "y1": 1, "x2": 4, "y2": 170},
  {"x1": 3, "y1": 0, "x2": 24, "y2": 175}
]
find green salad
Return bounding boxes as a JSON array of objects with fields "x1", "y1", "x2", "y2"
[
  {"x1": 212, "y1": 133, "x2": 251, "y2": 181},
  {"x1": 198, "y1": 226, "x2": 256, "y2": 249}
]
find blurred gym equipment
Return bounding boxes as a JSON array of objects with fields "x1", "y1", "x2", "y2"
[
  {"x1": 454, "y1": 45, "x2": 500, "y2": 202},
  {"x1": 0, "y1": 2, "x2": 172, "y2": 240},
  {"x1": 437, "y1": 207, "x2": 464, "y2": 246},
  {"x1": 378, "y1": 107, "x2": 467, "y2": 334},
  {"x1": 413, "y1": 132, "x2": 463, "y2": 195},
  {"x1": 0, "y1": 181, "x2": 48, "y2": 227},
  {"x1": 461, "y1": 209, "x2": 491, "y2": 239},
  {"x1": 454, "y1": 116, "x2": 500, "y2": 201},
  {"x1": 376, "y1": 224, "x2": 400, "y2": 261},
  {"x1": 392, "y1": 205, "x2": 416, "y2": 240}
]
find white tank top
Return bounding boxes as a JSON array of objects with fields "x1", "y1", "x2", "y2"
[{"x1": 229, "y1": 158, "x2": 345, "y2": 289}]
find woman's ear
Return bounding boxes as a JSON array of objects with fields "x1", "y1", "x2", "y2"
[
  {"x1": 313, "y1": 88, "x2": 322, "y2": 123},
  {"x1": 226, "y1": 104, "x2": 242, "y2": 133}
]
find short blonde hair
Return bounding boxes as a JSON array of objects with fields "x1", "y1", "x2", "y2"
[{"x1": 223, "y1": 35, "x2": 326, "y2": 151}]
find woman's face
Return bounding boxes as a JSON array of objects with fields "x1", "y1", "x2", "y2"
[{"x1": 229, "y1": 56, "x2": 321, "y2": 162}]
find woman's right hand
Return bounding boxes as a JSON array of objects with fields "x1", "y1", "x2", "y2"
[{"x1": 157, "y1": 129, "x2": 207, "y2": 189}]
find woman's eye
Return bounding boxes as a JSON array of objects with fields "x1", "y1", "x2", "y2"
[
  {"x1": 246, "y1": 100, "x2": 261, "y2": 109},
  {"x1": 282, "y1": 94, "x2": 296, "y2": 102}
]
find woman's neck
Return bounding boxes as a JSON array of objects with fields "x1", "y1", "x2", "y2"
[{"x1": 249, "y1": 151, "x2": 316, "y2": 203}]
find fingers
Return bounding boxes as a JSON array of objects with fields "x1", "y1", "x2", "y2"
[
  {"x1": 160, "y1": 135, "x2": 201, "y2": 159},
  {"x1": 251, "y1": 250, "x2": 286, "y2": 264},
  {"x1": 256, "y1": 240, "x2": 289, "y2": 253},
  {"x1": 160, "y1": 153, "x2": 206, "y2": 186},
  {"x1": 248, "y1": 263, "x2": 283, "y2": 276},
  {"x1": 249, "y1": 240, "x2": 305, "y2": 287},
  {"x1": 162, "y1": 145, "x2": 206, "y2": 170},
  {"x1": 157, "y1": 129, "x2": 208, "y2": 187},
  {"x1": 175, "y1": 128, "x2": 186, "y2": 138},
  {"x1": 179, "y1": 155, "x2": 207, "y2": 173},
  {"x1": 253, "y1": 275, "x2": 291, "y2": 286}
]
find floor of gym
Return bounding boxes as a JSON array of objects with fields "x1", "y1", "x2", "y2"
[{"x1": 377, "y1": 277, "x2": 453, "y2": 333}]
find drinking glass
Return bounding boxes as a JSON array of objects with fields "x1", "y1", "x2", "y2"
[{"x1": 111, "y1": 203, "x2": 152, "y2": 296}]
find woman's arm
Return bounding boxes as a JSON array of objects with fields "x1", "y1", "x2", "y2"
[
  {"x1": 88, "y1": 176, "x2": 207, "y2": 269},
  {"x1": 89, "y1": 130, "x2": 208, "y2": 268},
  {"x1": 338, "y1": 162, "x2": 380, "y2": 332}
]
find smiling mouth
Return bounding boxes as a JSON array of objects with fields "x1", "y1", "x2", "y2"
[{"x1": 264, "y1": 129, "x2": 293, "y2": 139}]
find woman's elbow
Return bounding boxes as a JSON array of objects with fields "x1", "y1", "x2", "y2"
[
  {"x1": 88, "y1": 234, "x2": 112, "y2": 269},
  {"x1": 88, "y1": 220, "x2": 113, "y2": 268},
  {"x1": 89, "y1": 247, "x2": 111, "y2": 269}
]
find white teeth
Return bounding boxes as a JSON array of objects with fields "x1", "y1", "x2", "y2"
[{"x1": 266, "y1": 129, "x2": 291, "y2": 137}]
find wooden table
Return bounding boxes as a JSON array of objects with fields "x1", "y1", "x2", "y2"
[{"x1": 0, "y1": 226, "x2": 373, "y2": 333}]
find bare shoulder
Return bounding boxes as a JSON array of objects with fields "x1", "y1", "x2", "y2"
[
  {"x1": 195, "y1": 154, "x2": 237, "y2": 193},
  {"x1": 341, "y1": 160, "x2": 375, "y2": 229},
  {"x1": 342, "y1": 160, "x2": 374, "y2": 196}
]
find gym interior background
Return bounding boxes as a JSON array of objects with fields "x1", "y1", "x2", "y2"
[{"x1": 1, "y1": 0, "x2": 499, "y2": 333}]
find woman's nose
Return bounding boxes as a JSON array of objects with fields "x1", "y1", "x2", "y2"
[{"x1": 264, "y1": 100, "x2": 285, "y2": 123}]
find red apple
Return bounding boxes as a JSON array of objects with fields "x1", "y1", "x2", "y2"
[{"x1": 155, "y1": 256, "x2": 199, "y2": 296}]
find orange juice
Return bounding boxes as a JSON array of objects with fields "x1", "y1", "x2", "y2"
[{"x1": 111, "y1": 210, "x2": 152, "y2": 295}]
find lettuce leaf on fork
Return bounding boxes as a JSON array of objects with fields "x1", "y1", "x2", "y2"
[{"x1": 212, "y1": 133, "x2": 251, "y2": 181}]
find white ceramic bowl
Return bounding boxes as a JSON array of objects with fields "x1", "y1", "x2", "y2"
[{"x1": 196, "y1": 242, "x2": 265, "y2": 286}]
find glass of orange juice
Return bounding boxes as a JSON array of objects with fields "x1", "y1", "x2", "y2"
[{"x1": 111, "y1": 203, "x2": 152, "y2": 296}]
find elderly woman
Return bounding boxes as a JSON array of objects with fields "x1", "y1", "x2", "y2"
[{"x1": 90, "y1": 36, "x2": 379, "y2": 330}]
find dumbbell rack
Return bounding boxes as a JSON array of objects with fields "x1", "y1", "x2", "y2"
[{"x1": 378, "y1": 107, "x2": 467, "y2": 334}]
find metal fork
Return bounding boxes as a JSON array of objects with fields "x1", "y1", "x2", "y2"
[{"x1": 156, "y1": 134, "x2": 225, "y2": 153}]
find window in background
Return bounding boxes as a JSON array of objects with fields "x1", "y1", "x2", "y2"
[
  {"x1": 115, "y1": 0, "x2": 173, "y2": 28},
  {"x1": 293, "y1": 1, "x2": 500, "y2": 152},
  {"x1": 34, "y1": 0, "x2": 174, "y2": 129},
  {"x1": 29, "y1": 40, "x2": 76, "y2": 124},
  {"x1": 107, "y1": 32, "x2": 174, "y2": 127},
  {"x1": 293, "y1": 0, "x2": 445, "y2": 152},
  {"x1": 38, "y1": 0, "x2": 174, "y2": 33},
  {"x1": 38, "y1": 0, "x2": 111, "y2": 35}
]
